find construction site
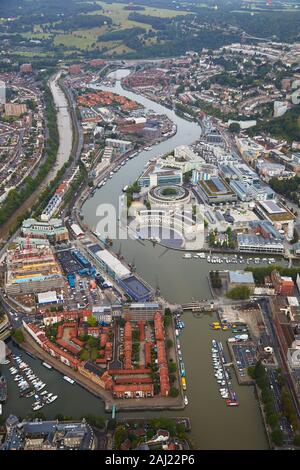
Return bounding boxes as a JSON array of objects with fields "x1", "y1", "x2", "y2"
[{"x1": 5, "y1": 241, "x2": 64, "y2": 296}]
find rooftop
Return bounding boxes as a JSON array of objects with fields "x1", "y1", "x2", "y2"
[{"x1": 228, "y1": 271, "x2": 254, "y2": 284}]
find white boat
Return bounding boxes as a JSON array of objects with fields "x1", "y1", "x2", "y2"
[
  {"x1": 36, "y1": 383, "x2": 46, "y2": 391},
  {"x1": 183, "y1": 253, "x2": 192, "y2": 259},
  {"x1": 46, "y1": 395, "x2": 58, "y2": 404},
  {"x1": 63, "y1": 376, "x2": 75, "y2": 385},
  {"x1": 42, "y1": 362, "x2": 52, "y2": 370},
  {"x1": 32, "y1": 402, "x2": 45, "y2": 411}
]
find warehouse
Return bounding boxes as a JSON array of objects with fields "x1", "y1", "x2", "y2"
[
  {"x1": 237, "y1": 234, "x2": 284, "y2": 254},
  {"x1": 92, "y1": 248, "x2": 131, "y2": 280},
  {"x1": 37, "y1": 291, "x2": 59, "y2": 305},
  {"x1": 70, "y1": 223, "x2": 84, "y2": 238}
]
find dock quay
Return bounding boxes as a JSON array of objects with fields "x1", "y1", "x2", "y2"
[{"x1": 212, "y1": 339, "x2": 239, "y2": 407}]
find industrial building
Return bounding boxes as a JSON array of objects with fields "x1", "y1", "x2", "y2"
[
  {"x1": 88, "y1": 246, "x2": 154, "y2": 302},
  {"x1": 37, "y1": 291, "x2": 61, "y2": 306}
]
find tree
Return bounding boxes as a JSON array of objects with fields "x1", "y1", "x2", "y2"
[
  {"x1": 168, "y1": 362, "x2": 177, "y2": 373},
  {"x1": 166, "y1": 339, "x2": 173, "y2": 349},
  {"x1": 164, "y1": 315, "x2": 171, "y2": 328},
  {"x1": 169, "y1": 387, "x2": 179, "y2": 398},
  {"x1": 80, "y1": 349, "x2": 89, "y2": 361},
  {"x1": 87, "y1": 315, "x2": 97, "y2": 327},
  {"x1": 82, "y1": 415, "x2": 106, "y2": 429},
  {"x1": 12, "y1": 328, "x2": 25, "y2": 344},
  {"x1": 228, "y1": 122, "x2": 240, "y2": 134},
  {"x1": 114, "y1": 426, "x2": 128, "y2": 449},
  {"x1": 271, "y1": 428, "x2": 284, "y2": 446},
  {"x1": 266, "y1": 414, "x2": 278, "y2": 428},
  {"x1": 226, "y1": 286, "x2": 250, "y2": 300},
  {"x1": 293, "y1": 434, "x2": 300, "y2": 447}
]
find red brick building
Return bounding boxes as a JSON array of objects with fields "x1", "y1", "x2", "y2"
[{"x1": 271, "y1": 270, "x2": 294, "y2": 295}]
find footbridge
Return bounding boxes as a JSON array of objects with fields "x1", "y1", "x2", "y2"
[{"x1": 181, "y1": 300, "x2": 218, "y2": 312}]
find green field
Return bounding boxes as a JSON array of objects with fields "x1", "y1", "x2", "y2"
[{"x1": 41, "y1": 1, "x2": 189, "y2": 53}]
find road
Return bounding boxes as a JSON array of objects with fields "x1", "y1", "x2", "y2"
[{"x1": 259, "y1": 298, "x2": 300, "y2": 422}]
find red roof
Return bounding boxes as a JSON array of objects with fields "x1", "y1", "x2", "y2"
[
  {"x1": 112, "y1": 384, "x2": 153, "y2": 393},
  {"x1": 145, "y1": 342, "x2": 153, "y2": 368},
  {"x1": 154, "y1": 312, "x2": 165, "y2": 341},
  {"x1": 44, "y1": 340, "x2": 80, "y2": 368},
  {"x1": 124, "y1": 321, "x2": 132, "y2": 370},
  {"x1": 138, "y1": 321, "x2": 145, "y2": 342},
  {"x1": 56, "y1": 338, "x2": 81, "y2": 355},
  {"x1": 115, "y1": 376, "x2": 152, "y2": 384},
  {"x1": 108, "y1": 368, "x2": 151, "y2": 375}
]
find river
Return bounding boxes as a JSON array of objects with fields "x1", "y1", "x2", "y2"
[
  {"x1": 2, "y1": 69, "x2": 268, "y2": 449},
  {"x1": 48, "y1": 72, "x2": 73, "y2": 178},
  {"x1": 0, "y1": 73, "x2": 73, "y2": 239}
]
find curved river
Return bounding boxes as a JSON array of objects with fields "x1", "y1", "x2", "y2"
[
  {"x1": 2, "y1": 70, "x2": 268, "y2": 449},
  {"x1": 0, "y1": 73, "x2": 73, "y2": 239}
]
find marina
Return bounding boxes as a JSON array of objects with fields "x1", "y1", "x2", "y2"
[
  {"x1": 211, "y1": 340, "x2": 239, "y2": 407},
  {"x1": 183, "y1": 253, "x2": 280, "y2": 265},
  {"x1": 0, "y1": 375, "x2": 7, "y2": 403},
  {"x1": 6, "y1": 353, "x2": 59, "y2": 411}
]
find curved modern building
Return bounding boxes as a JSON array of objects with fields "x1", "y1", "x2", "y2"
[{"x1": 148, "y1": 184, "x2": 191, "y2": 207}]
